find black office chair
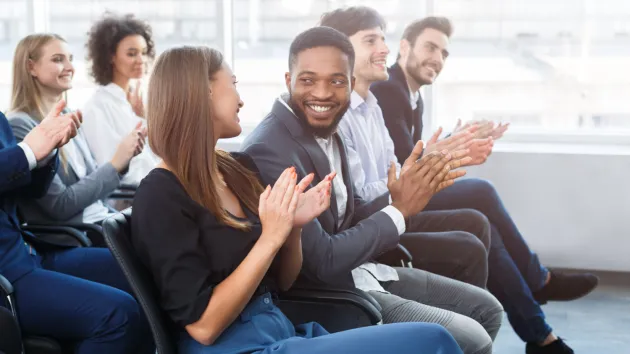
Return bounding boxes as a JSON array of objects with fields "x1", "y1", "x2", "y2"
[
  {"x1": 1, "y1": 225, "x2": 93, "y2": 354},
  {"x1": 102, "y1": 209, "x2": 385, "y2": 353}
]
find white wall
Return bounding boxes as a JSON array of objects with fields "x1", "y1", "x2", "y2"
[
  {"x1": 465, "y1": 144, "x2": 630, "y2": 272},
  {"x1": 220, "y1": 138, "x2": 630, "y2": 272}
]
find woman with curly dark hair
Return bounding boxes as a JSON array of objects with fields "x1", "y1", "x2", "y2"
[{"x1": 81, "y1": 12, "x2": 159, "y2": 187}]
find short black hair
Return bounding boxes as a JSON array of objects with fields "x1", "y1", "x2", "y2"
[
  {"x1": 288, "y1": 26, "x2": 355, "y2": 72},
  {"x1": 397, "y1": 17, "x2": 453, "y2": 59},
  {"x1": 319, "y1": 6, "x2": 386, "y2": 38}
]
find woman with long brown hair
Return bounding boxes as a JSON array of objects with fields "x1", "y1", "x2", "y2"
[{"x1": 131, "y1": 45, "x2": 463, "y2": 353}]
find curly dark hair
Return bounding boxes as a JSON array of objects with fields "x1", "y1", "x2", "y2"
[{"x1": 86, "y1": 12, "x2": 156, "y2": 85}]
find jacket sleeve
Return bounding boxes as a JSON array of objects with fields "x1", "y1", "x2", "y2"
[
  {"x1": 242, "y1": 141, "x2": 400, "y2": 285},
  {"x1": 0, "y1": 113, "x2": 57, "y2": 198}
]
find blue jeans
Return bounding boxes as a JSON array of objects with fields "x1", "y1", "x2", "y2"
[
  {"x1": 179, "y1": 293, "x2": 463, "y2": 354},
  {"x1": 11, "y1": 247, "x2": 154, "y2": 354},
  {"x1": 426, "y1": 178, "x2": 552, "y2": 343}
]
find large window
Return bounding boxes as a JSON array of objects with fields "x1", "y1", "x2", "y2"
[
  {"x1": 432, "y1": 0, "x2": 630, "y2": 136},
  {"x1": 0, "y1": 0, "x2": 28, "y2": 111},
  {"x1": 233, "y1": 0, "x2": 427, "y2": 131},
  {"x1": 51, "y1": 0, "x2": 223, "y2": 109},
  {"x1": 4, "y1": 0, "x2": 630, "y2": 141}
]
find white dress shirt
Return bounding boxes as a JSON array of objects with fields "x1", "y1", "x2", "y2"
[
  {"x1": 279, "y1": 96, "x2": 404, "y2": 293},
  {"x1": 338, "y1": 91, "x2": 401, "y2": 202},
  {"x1": 81, "y1": 83, "x2": 160, "y2": 186}
]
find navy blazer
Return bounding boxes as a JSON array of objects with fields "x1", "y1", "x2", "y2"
[
  {"x1": 241, "y1": 98, "x2": 399, "y2": 288},
  {"x1": 0, "y1": 111, "x2": 58, "y2": 282},
  {"x1": 370, "y1": 62, "x2": 424, "y2": 164}
]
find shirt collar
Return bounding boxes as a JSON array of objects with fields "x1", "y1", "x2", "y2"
[
  {"x1": 409, "y1": 86, "x2": 420, "y2": 110},
  {"x1": 103, "y1": 82, "x2": 128, "y2": 102},
  {"x1": 350, "y1": 90, "x2": 379, "y2": 110}
]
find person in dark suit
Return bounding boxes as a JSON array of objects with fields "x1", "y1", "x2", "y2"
[
  {"x1": 370, "y1": 16, "x2": 598, "y2": 354},
  {"x1": 131, "y1": 44, "x2": 462, "y2": 354},
  {"x1": 242, "y1": 26, "x2": 504, "y2": 354},
  {"x1": 0, "y1": 102, "x2": 152, "y2": 353}
]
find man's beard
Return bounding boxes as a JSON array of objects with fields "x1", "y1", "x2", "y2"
[
  {"x1": 406, "y1": 54, "x2": 434, "y2": 87},
  {"x1": 288, "y1": 94, "x2": 349, "y2": 139}
]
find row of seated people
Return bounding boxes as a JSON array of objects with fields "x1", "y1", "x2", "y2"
[{"x1": 0, "y1": 7, "x2": 599, "y2": 354}]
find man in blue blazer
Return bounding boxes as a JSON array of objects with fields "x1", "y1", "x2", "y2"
[{"x1": 0, "y1": 101, "x2": 152, "y2": 354}]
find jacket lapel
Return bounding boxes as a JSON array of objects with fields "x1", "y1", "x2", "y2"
[
  {"x1": 271, "y1": 99, "x2": 340, "y2": 227},
  {"x1": 335, "y1": 133, "x2": 354, "y2": 229}
]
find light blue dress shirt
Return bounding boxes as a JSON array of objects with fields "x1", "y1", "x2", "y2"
[{"x1": 338, "y1": 91, "x2": 401, "y2": 203}]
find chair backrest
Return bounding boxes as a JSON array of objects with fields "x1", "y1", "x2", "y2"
[{"x1": 102, "y1": 209, "x2": 177, "y2": 354}]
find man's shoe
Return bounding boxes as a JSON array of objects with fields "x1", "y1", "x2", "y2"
[
  {"x1": 526, "y1": 338, "x2": 574, "y2": 354},
  {"x1": 533, "y1": 270, "x2": 598, "y2": 305}
]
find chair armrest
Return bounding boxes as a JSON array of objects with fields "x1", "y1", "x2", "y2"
[
  {"x1": 28, "y1": 222, "x2": 105, "y2": 247},
  {"x1": 0, "y1": 274, "x2": 13, "y2": 297},
  {"x1": 0, "y1": 273, "x2": 18, "y2": 318},
  {"x1": 376, "y1": 244, "x2": 413, "y2": 268},
  {"x1": 280, "y1": 286, "x2": 382, "y2": 325},
  {"x1": 22, "y1": 225, "x2": 92, "y2": 248},
  {"x1": 118, "y1": 184, "x2": 137, "y2": 191},
  {"x1": 107, "y1": 189, "x2": 136, "y2": 200}
]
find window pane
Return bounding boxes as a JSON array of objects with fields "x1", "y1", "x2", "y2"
[
  {"x1": 433, "y1": 0, "x2": 630, "y2": 132},
  {"x1": 0, "y1": 0, "x2": 28, "y2": 111},
  {"x1": 49, "y1": 0, "x2": 222, "y2": 110},
  {"x1": 233, "y1": 0, "x2": 427, "y2": 128}
]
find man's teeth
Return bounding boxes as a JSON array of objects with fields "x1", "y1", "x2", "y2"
[
  {"x1": 373, "y1": 60, "x2": 386, "y2": 65},
  {"x1": 309, "y1": 105, "x2": 332, "y2": 113}
]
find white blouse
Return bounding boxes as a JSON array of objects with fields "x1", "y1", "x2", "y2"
[{"x1": 81, "y1": 83, "x2": 160, "y2": 186}]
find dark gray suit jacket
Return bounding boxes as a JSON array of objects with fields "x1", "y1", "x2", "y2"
[{"x1": 241, "y1": 98, "x2": 400, "y2": 288}]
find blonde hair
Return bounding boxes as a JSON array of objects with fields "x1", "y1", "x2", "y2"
[
  {"x1": 10, "y1": 33, "x2": 68, "y2": 169},
  {"x1": 147, "y1": 46, "x2": 263, "y2": 230}
]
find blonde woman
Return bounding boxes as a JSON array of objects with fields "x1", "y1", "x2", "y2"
[
  {"x1": 131, "y1": 45, "x2": 462, "y2": 354},
  {"x1": 2, "y1": 34, "x2": 153, "y2": 354},
  {"x1": 8, "y1": 34, "x2": 144, "y2": 228}
]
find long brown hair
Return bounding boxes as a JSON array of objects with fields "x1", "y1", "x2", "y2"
[
  {"x1": 10, "y1": 33, "x2": 68, "y2": 169},
  {"x1": 147, "y1": 46, "x2": 263, "y2": 229}
]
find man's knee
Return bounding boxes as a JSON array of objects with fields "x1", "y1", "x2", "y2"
[
  {"x1": 466, "y1": 178, "x2": 500, "y2": 205},
  {"x1": 455, "y1": 209, "x2": 491, "y2": 250},
  {"x1": 451, "y1": 231, "x2": 488, "y2": 263},
  {"x1": 446, "y1": 314, "x2": 494, "y2": 354},
  {"x1": 465, "y1": 286, "x2": 504, "y2": 340}
]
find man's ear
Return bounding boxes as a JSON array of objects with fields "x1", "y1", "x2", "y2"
[
  {"x1": 284, "y1": 72, "x2": 292, "y2": 91},
  {"x1": 350, "y1": 75, "x2": 356, "y2": 91},
  {"x1": 399, "y1": 39, "x2": 411, "y2": 59}
]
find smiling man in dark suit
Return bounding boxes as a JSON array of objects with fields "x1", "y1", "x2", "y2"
[{"x1": 242, "y1": 26, "x2": 504, "y2": 354}]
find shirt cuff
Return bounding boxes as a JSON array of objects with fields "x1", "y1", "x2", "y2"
[
  {"x1": 38, "y1": 150, "x2": 57, "y2": 167},
  {"x1": 381, "y1": 205, "x2": 406, "y2": 235},
  {"x1": 17, "y1": 142, "x2": 37, "y2": 171}
]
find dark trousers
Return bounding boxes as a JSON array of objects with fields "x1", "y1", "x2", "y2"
[
  {"x1": 401, "y1": 208, "x2": 492, "y2": 288},
  {"x1": 425, "y1": 178, "x2": 552, "y2": 343},
  {"x1": 11, "y1": 247, "x2": 154, "y2": 354},
  {"x1": 0, "y1": 306, "x2": 21, "y2": 354}
]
